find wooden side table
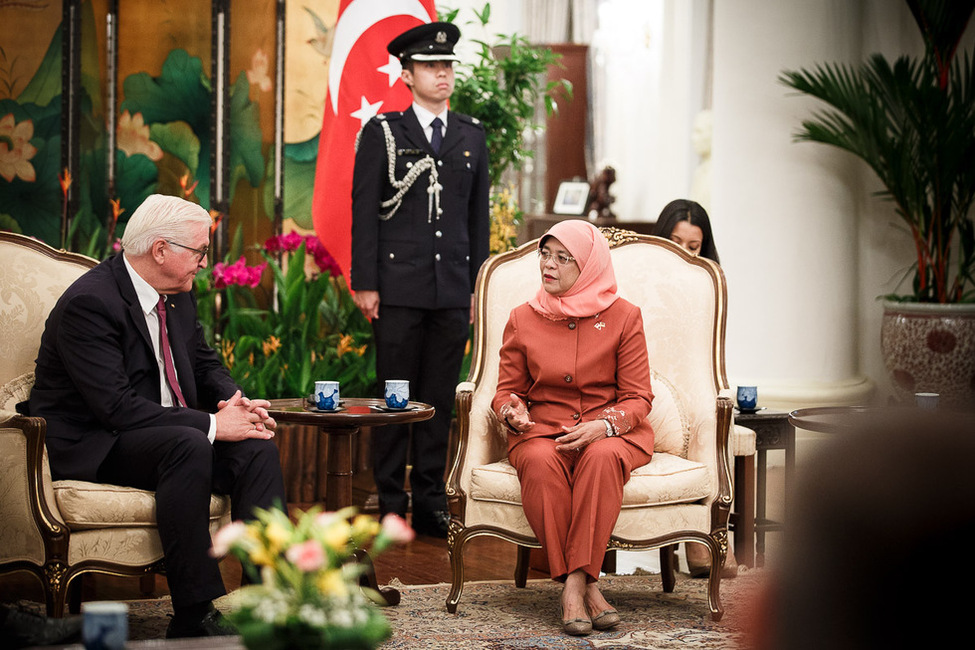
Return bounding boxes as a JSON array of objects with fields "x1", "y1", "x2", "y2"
[
  {"x1": 730, "y1": 409, "x2": 795, "y2": 567},
  {"x1": 266, "y1": 397, "x2": 434, "y2": 605}
]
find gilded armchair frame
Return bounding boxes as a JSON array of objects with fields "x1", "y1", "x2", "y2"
[{"x1": 444, "y1": 229, "x2": 734, "y2": 621}]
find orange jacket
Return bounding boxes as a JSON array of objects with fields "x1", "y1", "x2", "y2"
[{"x1": 492, "y1": 297, "x2": 655, "y2": 456}]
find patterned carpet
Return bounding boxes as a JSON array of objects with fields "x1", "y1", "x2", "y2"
[
  {"x1": 380, "y1": 571, "x2": 763, "y2": 649},
  {"x1": 14, "y1": 570, "x2": 764, "y2": 649}
]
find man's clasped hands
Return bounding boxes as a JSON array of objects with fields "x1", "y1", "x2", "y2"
[{"x1": 215, "y1": 390, "x2": 277, "y2": 441}]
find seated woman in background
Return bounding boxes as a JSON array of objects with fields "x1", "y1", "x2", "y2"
[
  {"x1": 655, "y1": 198, "x2": 737, "y2": 579},
  {"x1": 493, "y1": 220, "x2": 655, "y2": 637},
  {"x1": 653, "y1": 198, "x2": 720, "y2": 263}
]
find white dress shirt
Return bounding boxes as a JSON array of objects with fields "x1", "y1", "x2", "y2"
[
  {"x1": 123, "y1": 255, "x2": 217, "y2": 442},
  {"x1": 412, "y1": 102, "x2": 447, "y2": 145}
]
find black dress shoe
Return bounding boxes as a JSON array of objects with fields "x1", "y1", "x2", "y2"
[
  {"x1": 166, "y1": 608, "x2": 237, "y2": 639},
  {"x1": 412, "y1": 509, "x2": 450, "y2": 538},
  {"x1": 0, "y1": 604, "x2": 82, "y2": 648}
]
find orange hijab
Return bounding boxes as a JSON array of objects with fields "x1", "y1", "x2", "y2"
[{"x1": 529, "y1": 219, "x2": 618, "y2": 318}]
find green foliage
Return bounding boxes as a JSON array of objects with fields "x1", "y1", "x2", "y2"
[
  {"x1": 780, "y1": 0, "x2": 975, "y2": 302},
  {"x1": 196, "y1": 231, "x2": 376, "y2": 400},
  {"x1": 443, "y1": 3, "x2": 572, "y2": 185},
  {"x1": 121, "y1": 49, "x2": 265, "y2": 208}
]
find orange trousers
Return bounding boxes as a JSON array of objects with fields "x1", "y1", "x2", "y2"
[{"x1": 509, "y1": 436, "x2": 652, "y2": 582}]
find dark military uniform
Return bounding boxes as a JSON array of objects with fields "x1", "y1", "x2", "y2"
[{"x1": 351, "y1": 102, "x2": 490, "y2": 529}]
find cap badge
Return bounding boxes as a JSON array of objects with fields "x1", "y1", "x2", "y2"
[{"x1": 436, "y1": 31, "x2": 447, "y2": 43}]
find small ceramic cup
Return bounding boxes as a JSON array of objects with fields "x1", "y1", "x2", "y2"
[
  {"x1": 384, "y1": 379, "x2": 410, "y2": 409},
  {"x1": 315, "y1": 380, "x2": 340, "y2": 410},
  {"x1": 915, "y1": 392, "x2": 939, "y2": 410},
  {"x1": 736, "y1": 385, "x2": 758, "y2": 411},
  {"x1": 82, "y1": 601, "x2": 128, "y2": 650}
]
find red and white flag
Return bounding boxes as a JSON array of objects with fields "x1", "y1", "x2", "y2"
[{"x1": 312, "y1": 0, "x2": 437, "y2": 283}]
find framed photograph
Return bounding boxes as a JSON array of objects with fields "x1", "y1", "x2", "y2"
[{"x1": 552, "y1": 181, "x2": 591, "y2": 215}]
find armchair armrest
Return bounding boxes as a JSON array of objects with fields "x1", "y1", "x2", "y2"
[{"x1": 0, "y1": 412, "x2": 69, "y2": 566}]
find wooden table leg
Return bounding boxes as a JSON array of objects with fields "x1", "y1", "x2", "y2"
[
  {"x1": 324, "y1": 426, "x2": 355, "y2": 512},
  {"x1": 734, "y1": 454, "x2": 756, "y2": 568},
  {"x1": 756, "y1": 448, "x2": 768, "y2": 567},
  {"x1": 323, "y1": 425, "x2": 400, "y2": 606}
]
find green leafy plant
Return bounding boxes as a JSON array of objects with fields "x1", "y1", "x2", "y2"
[
  {"x1": 211, "y1": 506, "x2": 414, "y2": 649},
  {"x1": 196, "y1": 229, "x2": 376, "y2": 400},
  {"x1": 780, "y1": 0, "x2": 975, "y2": 303},
  {"x1": 444, "y1": 3, "x2": 572, "y2": 186}
]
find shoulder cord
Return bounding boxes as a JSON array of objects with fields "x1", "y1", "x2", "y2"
[{"x1": 356, "y1": 120, "x2": 442, "y2": 223}]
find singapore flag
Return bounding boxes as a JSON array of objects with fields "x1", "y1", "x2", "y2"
[{"x1": 312, "y1": 0, "x2": 437, "y2": 283}]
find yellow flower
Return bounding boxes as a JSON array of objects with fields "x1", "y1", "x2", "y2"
[
  {"x1": 220, "y1": 340, "x2": 236, "y2": 369},
  {"x1": 489, "y1": 184, "x2": 521, "y2": 255},
  {"x1": 262, "y1": 335, "x2": 281, "y2": 357},
  {"x1": 248, "y1": 546, "x2": 275, "y2": 567},
  {"x1": 265, "y1": 521, "x2": 291, "y2": 554},
  {"x1": 316, "y1": 568, "x2": 348, "y2": 598},
  {"x1": 350, "y1": 514, "x2": 380, "y2": 540},
  {"x1": 322, "y1": 519, "x2": 352, "y2": 552},
  {"x1": 336, "y1": 334, "x2": 367, "y2": 358}
]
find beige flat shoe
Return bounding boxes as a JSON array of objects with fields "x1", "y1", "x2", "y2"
[
  {"x1": 591, "y1": 608, "x2": 620, "y2": 630},
  {"x1": 559, "y1": 605, "x2": 592, "y2": 636}
]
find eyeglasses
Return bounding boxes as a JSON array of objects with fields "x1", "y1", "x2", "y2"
[
  {"x1": 166, "y1": 240, "x2": 209, "y2": 263},
  {"x1": 537, "y1": 249, "x2": 576, "y2": 266}
]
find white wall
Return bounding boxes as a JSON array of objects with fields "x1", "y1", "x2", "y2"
[{"x1": 711, "y1": 0, "x2": 874, "y2": 408}]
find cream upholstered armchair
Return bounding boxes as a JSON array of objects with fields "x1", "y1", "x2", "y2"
[
  {"x1": 445, "y1": 229, "x2": 734, "y2": 620},
  {"x1": 0, "y1": 232, "x2": 231, "y2": 617}
]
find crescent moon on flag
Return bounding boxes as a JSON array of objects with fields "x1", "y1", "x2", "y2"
[{"x1": 328, "y1": 0, "x2": 433, "y2": 115}]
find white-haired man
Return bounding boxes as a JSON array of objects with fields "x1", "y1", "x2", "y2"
[{"x1": 23, "y1": 194, "x2": 286, "y2": 638}]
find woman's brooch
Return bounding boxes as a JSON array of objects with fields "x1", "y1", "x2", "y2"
[{"x1": 594, "y1": 321, "x2": 606, "y2": 330}]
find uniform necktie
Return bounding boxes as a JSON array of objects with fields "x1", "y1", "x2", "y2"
[
  {"x1": 430, "y1": 117, "x2": 443, "y2": 155},
  {"x1": 156, "y1": 296, "x2": 187, "y2": 407}
]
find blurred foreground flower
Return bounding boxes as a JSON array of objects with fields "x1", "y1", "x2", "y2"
[{"x1": 211, "y1": 506, "x2": 412, "y2": 649}]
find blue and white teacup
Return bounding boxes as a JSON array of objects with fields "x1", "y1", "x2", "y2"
[
  {"x1": 82, "y1": 601, "x2": 128, "y2": 650},
  {"x1": 736, "y1": 385, "x2": 758, "y2": 411},
  {"x1": 384, "y1": 379, "x2": 410, "y2": 409},
  {"x1": 315, "y1": 380, "x2": 340, "y2": 410}
]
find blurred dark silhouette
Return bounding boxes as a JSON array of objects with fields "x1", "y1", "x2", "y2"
[{"x1": 752, "y1": 408, "x2": 975, "y2": 649}]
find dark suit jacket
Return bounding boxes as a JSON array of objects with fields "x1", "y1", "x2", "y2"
[
  {"x1": 350, "y1": 106, "x2": 490, "y2": 309},
  {"x1": 24, "y1": 254, "x2": 238, "y2": 482}
]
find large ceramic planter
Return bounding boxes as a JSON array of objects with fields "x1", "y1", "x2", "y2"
[{"x1": 881, "y1": 300, "x2": 975, "y2": 406}]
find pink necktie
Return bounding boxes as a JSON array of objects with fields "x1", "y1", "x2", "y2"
[{"x1": 156, "y1": 296, "x2": 187, "y2": 407}]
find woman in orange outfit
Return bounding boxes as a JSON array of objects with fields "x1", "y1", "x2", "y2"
[{"x1": 492, "y1": 219, "x2": 654, "y2": 636}]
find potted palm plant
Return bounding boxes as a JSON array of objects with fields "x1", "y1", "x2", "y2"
[{"x1": 780, "y1": 0, "x2": 975, "y2": 406}]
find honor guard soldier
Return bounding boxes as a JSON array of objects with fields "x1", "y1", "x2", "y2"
[{"x1": 350, "y1": 22, "x2": 490, "y2": 537}]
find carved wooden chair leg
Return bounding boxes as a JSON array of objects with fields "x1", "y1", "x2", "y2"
[
  {"x1": 445, "y1": 530, "x2": 466, "y2": 613},
  {"x1": 660, "y1": 544, "x2": 678, "y2": 593},
  {"x1": 600, "y1": 549, "x2": 617, "y2": 574},
  {"x1": 514, "y1": 545, "x2": 531, "y2": 588}
]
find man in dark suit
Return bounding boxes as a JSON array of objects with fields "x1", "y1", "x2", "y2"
[
  {"x1": 23, "y1": 194, "x2": 286, "y2": 638},
  {"x1": 351, "y1": 22, "x2": 490, "y2": 537}
]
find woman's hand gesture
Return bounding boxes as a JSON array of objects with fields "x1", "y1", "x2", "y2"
[{"x1": 501, "y1": 393, "x2": 535, "y2": 434}]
